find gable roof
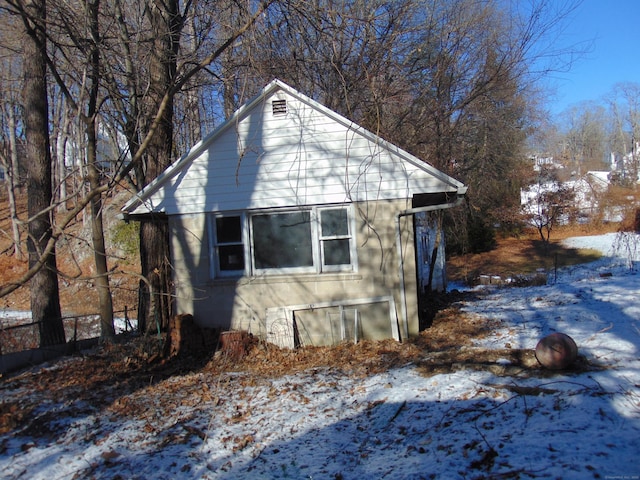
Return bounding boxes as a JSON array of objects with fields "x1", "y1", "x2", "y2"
[{"x1": 122, "y1": 79, "x2": 466, "y2": 216}]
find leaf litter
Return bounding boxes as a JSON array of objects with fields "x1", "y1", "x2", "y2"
[{"x1": 0, "y1": 233, "x2": 639, "y2": 479}]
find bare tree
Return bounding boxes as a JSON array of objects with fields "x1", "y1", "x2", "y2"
[
  {"x1": 0, "y1": 54, "x2": 24, "y2": 260},
  {"x1": 20, "y1": 0, "x2": 65, "y2": 346},
  {"x1": 0, "y1": 11, "x2": 26, "y2": 261},
  {"x1": 525, "y1": 164, "x2": 576, "y2": 244},
  {"x1": 134, "y1": 0, "x2": 182, "y2": 334},
  {"x1": 86, "y1": 0, "x2": 115, "y2": 341},
  {"x1": 608, "y1": 82, "x2": 640, "y2": 186},
  {"x1": 560, "y1": 102, "x2": 608, "y2": 175}
]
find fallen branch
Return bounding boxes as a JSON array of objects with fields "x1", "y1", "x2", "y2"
[
  {"x1": 487, "y1": 384, "x2": 558, "y2": 396},
  {"x1": 388, "y1": 400, "x2": 407, "y2": 424},
  {"x1": 585, "y1": 323, "x2": 613, "y2": 342}
]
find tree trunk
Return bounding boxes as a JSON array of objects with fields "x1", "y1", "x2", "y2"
[
  {"x1": 137, "y1": 0, "x2": 180, "y2": 334},
  {"x1": 21, "y1": 0, "x2": 65, "y2": 347},
  {"x1": 138, "y1": 219, "x2": 171, "y2": 335},
  {"x1": 5, "y1": 104, "x2": 22, "y2": 260},
  {"x1": 1, "y1": 154, "x2": 21, "y2": 260},
  {"x1": 55, "y1": 105, "x2": 69, "y2": 205},
  {"x1": 84, "y1": 0, "x2": 115, "y2": 342},
  {"x1": 87, "y1": 125, "x2": 115, "y2": 341}
]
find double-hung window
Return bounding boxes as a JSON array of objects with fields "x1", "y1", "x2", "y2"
[
  {"x1": 319, "y1": 207, "x2": 353, "y2": 270},
  {"x1": 210, "y1": 205, "x2": 356, "y2": 278},
  {"x1": 211, "y1": 215, "x2": 245, "y2": 277}
]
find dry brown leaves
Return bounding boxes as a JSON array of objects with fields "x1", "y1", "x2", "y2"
[
  {"x1": 207, "y1": 303, "x2": 496, "y2": 380},
  {"x1": 1, "y1": 295, "x2": 600, "y2": 438}
]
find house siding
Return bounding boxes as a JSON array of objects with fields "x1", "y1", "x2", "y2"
[
  {"x1": 131, "y1": 89, "x2": 460, "y2": 216},
  {"x1": 168, "y1": 198, "x2": 419, "y2": 343}
]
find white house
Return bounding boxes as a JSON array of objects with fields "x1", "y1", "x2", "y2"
[
  {"x1": 610, "y1": 142, "x2": 640, "y2": 185},
  {"x1": 122, "y1": 80, "x2": 467, "y2": 347}
]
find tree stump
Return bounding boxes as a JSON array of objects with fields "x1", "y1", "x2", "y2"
[
  {"x1": 167, "y1": 314, "x2": 218, "y2": 358},
  {"x1": 219, "y1": 331, "x2": 251, "y2": 359},
  {"x1": 167, "y1": 314, "x2": 194, "y2": 358}
]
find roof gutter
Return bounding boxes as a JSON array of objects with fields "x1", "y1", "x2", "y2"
[
  {"x1": 117, "y1": 211, "x2": 168, "y2": 224},
  {"x1": 395, "y1": 192, "x2": 466, "y2": 341}
]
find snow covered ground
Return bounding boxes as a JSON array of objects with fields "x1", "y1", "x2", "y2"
[{"x1": 0, "y1": 233, "x2": 639, "y2": 479}]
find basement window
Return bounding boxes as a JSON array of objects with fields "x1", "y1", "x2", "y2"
[{"x1": 272, "y1": 99, "x2": 287, "y2": 116}]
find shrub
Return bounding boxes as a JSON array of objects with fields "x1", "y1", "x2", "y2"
[{"x1": 110, "y1": 221, "x2": 139, "y2": 260}]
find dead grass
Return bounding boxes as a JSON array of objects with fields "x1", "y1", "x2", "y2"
[{"x1": 448, "y1": 224, "x2": 616, "y2": 285}]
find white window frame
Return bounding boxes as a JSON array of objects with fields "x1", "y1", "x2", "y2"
[
  {"x1": 317, "y1": 206, "x2": 357, "y2": 273},
  {"x1": 209, "y1": 205, "x2": 357, "y2": 278},
  {"x1": 250, "y1": 209, "x2": 318, "y2": 275},
  {"x1": 208, "y1": 212, "x2": 249, "y2": 278}
]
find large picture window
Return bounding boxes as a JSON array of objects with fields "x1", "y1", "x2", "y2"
[
  {"x1": 252, "y1": 211, "x2": 314, "y2": 271},
  {"x1": 210, "y1": 205, "x2": 356, "y2": 277}
]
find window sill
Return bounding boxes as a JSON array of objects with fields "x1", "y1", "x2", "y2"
[{"x1": 208, "y1": 272, "x2": 363, "y2": 286}]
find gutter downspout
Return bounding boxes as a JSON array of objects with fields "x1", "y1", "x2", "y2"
[{"x1": 395, "y1": 194, "x2": 466, "y2": 341}]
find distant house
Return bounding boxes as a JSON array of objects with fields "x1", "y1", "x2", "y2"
[
  {"x1": 521, "y1": 170, "x2": 619, "y2": 225},
  {"x1": 610, "y1": 142, "x2": 640, "y2": 185},
  {"x1": 122, "y1": 80, "x2": 467, "y2": 347},
  {"x1": 531, "y1": 154, "x2": 563, "y2": 172}
]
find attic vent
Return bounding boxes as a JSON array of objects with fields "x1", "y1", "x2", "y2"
[{"x1": 272, "y1": 99, "x2": 287, "y2": 116}]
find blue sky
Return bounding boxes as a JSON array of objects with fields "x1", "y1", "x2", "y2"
[{"x1": 545, "y1": 0, "x2": 640, "y2": 115}]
